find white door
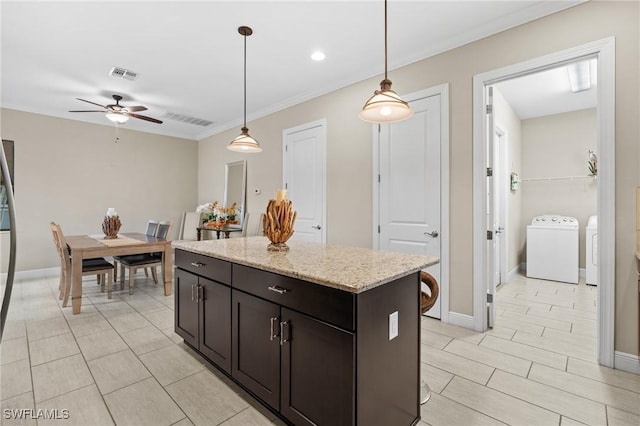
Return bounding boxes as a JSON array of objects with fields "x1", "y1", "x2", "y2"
[
  {"x1": 379, "y1": 94, "x2": 442, "y2": 319},
  {"x1": 486, "y1": 87, "x2": 496, "y2": 328},
  {"x1": 283, "y1": 120, "x2": 326, "y2": 243}
]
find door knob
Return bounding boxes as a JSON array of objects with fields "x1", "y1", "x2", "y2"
[
  {"x1": 424, "y1": 231, "x2": 439, "y2": 238},
  {"x1": 312, "y1": 225, "x2": 322, "y2": 230}
]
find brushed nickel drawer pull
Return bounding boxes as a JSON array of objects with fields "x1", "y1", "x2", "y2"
[
  {"x1": 268, "y1": 285, "x2": 288, "y2": 295},
  {"x1": 191, "y1": 284, "x2": 195, "y2": 301},
  {"x1": 190, "y1": 262, "x2": 205, "y2": 267},
  {"x1": 280, "y1": 320, "x2": 289, "y2": 345},
  {"x1": 270, "y1": 317, "x2": 279, "y2": 341}
]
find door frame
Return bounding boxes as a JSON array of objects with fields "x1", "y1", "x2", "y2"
[
  {"x1": 472, "y1": 38, "x2": 615, "y2": 367},
  {"x1": 282, "y1": 119, "x2": 327, "y2": 244},
  {"x1": 372, "y1": 83, "x2": 450, "y2": 323},
  {"x1": 494, "y1": 125, "x2": 508, "y2": 286}
]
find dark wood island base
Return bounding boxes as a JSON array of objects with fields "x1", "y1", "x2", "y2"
[{"x1": 173, "y1": 238, "x2": 437, "y2": 426}]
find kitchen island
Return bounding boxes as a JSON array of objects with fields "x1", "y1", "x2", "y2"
[{"x1": 173, "y1": 236, "x2": 438, "y2": 426}]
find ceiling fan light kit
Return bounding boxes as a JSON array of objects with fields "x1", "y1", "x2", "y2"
[
  {"x1": 69, "y1": 94, "x2": 163, "y2": 125},
  {"x1": 227, "y1": 25, "x2": 262, "y2": 153},
  {"x1": 105, "y1": 111, "x2": 129, "y2": 124},
  {"x1": 359, "y1": 0, "x2": 413, "y2": 124}
]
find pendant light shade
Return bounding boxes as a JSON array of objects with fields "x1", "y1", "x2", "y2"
[
  {"x1": 359, "y1": 0, "x2": 413, "y2": 124},
  {"x1": 228, "y1": 26, "x2": 262, "y2": 153}
]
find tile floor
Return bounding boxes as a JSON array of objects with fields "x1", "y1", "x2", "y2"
[{"x1": 1, "y1": 272, "x2": 638, "y2": 425}]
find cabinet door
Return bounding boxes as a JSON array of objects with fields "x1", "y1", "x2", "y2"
[
  {"x1": 232, "y1": 290, "x2": 281, "y2": 409},
  {"x1": 199, "y1": 277, "x2": 232, "y2": 373},
  {"x1": 281, "y1": 308, "x2": 354, "y2": 426},
  {"x1": 174, "y1": 269, "x2": 199, "y2": 348}
]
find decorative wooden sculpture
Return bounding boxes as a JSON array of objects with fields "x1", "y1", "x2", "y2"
[
  {"x1": 102, "y1": 215, "x2": 121, "y2": 239},
  {"x1": 263, "y1": 190, "x2": 297, "y2": 252}
]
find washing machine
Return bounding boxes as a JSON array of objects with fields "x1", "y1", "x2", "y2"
[
  {"x1": 527, "y1": 215, "x2": 579, "y2": 284},
  {"x1": 586, "y1": 215, "x2": 598, "y2": 285}
]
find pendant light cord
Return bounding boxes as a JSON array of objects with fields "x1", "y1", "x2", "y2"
[
  {"x1": 243, "y1": 32, "x2": 247, "y2": 129},
  {"x1": 384, "y1": 0, "x2": 388, "y2": 81}
]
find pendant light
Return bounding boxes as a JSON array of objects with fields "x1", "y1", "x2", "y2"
[
  {"x1": 228, "y1": 26, "x2": 262, "y2": 153},
  {"x1": 359, "y1": 0, "x2": 413, "y2": 123}
]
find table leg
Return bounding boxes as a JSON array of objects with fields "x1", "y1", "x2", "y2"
[
  {"x1": 224, "y1": 231, "x2": 231, "y2": 239},
  {"x1": 71, "y1": 251, "x2": 83, "y2": 314},
  {"x1": 197, "y1": 228, "x2": 202, "y2": 241},
  {"x1": 163, "y1": 243, "x2": 173, "y2": 296},
  {"x1": 216, "y1": 230, "x2": 221, "y2": 239}
]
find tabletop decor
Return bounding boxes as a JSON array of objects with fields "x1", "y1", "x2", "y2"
[
  {"x1": 263, "y1": 189, "x2": 297, "y2": 252},
  {"x1": 102, "y1": 208, "x2": 121, "y2": 239}
]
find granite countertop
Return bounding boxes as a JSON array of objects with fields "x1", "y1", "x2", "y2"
[{"x1": 173, "y1": 236, "x2": 438, "y2": 294}]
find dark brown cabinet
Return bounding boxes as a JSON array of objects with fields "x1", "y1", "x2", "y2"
[
  {"x1": 231, "y1": 290, "x2": 354, "y2": 426},
  {"x1": 175, "y1": 248, "x2": 420, "y2": 426},
  {"x1": 174, "y1": 268, "x2": 232, "y2": 373}
]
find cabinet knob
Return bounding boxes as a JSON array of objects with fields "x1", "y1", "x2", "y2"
[
  {"x1": 190, "y1": 262, "x2": 205, "y2": 267},
  {"x1": 268, "y1": 285, "x2": 288, "y2": 295}
]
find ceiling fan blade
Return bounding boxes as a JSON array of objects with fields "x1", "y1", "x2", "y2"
[
  {"x1": 76, "y1": 98, "x2": 107, "y2": 109},
  {"x1": 128, "y1": 113, "x2": 163, "y2": 124},
  {"x1": 68, "y1": 110, "x2": 106, "y2": 113},
  {"x1": 126, "y1": 105, "x2": 147, "y2": 112}
]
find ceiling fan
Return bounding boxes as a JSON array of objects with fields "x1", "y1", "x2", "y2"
[{"x1": 69, "y1": 94, "x2": 163, "y2": 124}]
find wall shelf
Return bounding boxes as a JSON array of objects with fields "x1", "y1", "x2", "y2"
[{"x1": 520, "y1": 175, "x2": 596, "y2": 182}]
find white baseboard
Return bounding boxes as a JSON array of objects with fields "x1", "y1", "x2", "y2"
[
  {"x1": 12, "y1": 267, "x2": 59, "y2": 281},
  {"x1": 447, "y1": 311, "x2": 475, "y2": 330},
  {"x1": 614, "y1": 351, "x2": 640, "y2": 374},
  {"x1": 579, "y1": 268, "x2": 586, "y2": 279},
  {"x1": 507, "y1": 265, "x2": 521, "y2": 282}
]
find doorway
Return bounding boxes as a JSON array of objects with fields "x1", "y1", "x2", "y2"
[
  {"x1": 472, "y1": 38, "x2": 615, "y2": 366},
  {"x1": 374, "y1": 84, "x2": 450, "y2": 321},
  {"x1": 283, "y1": 119, "x2": 327, "y2": 244}
]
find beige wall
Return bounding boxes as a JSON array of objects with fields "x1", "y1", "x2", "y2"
[
  {"x1": 493, "y1": 88, "x2": 523, "y2": 275},
  {"x1": 0, "y1": 108, "x2": 198, "y2": 272},
  {"x1": 521, "y1": 109, "x2": 598, "y2": 269},
  {"x1": 199, "y1": 1, "x2": 639, "y2": 353}
]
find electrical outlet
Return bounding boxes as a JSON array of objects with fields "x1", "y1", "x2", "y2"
[{"x1": 389, "y1": 311, "x2": 398, "y2": 340}]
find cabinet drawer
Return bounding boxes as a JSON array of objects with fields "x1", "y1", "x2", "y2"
[
  {"x1": 233, "y1": 264, "x2": 355, "y2": 331},
  {"x1": 175, "y1": 249, "x2": 231, "y2": 285}
]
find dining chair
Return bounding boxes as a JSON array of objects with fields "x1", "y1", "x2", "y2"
[
  {"x1": 242, "y1": 212, "x2": 265, "y2": 237},
  {"x1": 113, "y1": 219, "x2": 157, "y2": 283},
  {"x1": 50, "y1": 222, "x2": 115, "y2": 306},
  {"x1": 117, "y1": 220, "x2": 172, "y2": 294}
]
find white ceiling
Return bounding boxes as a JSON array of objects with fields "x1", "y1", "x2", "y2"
[
  {"x1": 495, "y1": 58, "x2": 597, "y2": 120},
  {"x1": 1, "y1": 1, "x2": 583, "y2": 140}
]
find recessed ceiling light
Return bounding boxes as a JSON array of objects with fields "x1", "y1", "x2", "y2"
[{"x1": 311, "y1": 51, "x2": 326, "y2": 61}]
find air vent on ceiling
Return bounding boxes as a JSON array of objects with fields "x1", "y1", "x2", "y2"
[
  {"x1": 164, "y1": 112, "x2": 214, "y2": 127},
  {"x1": 109, "y1": 66, "x2": 138, "y2": 81}
]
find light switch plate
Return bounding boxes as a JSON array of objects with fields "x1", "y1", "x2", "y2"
[{"x1": 389, "y1": 311, "x2": 398, "y2": 340}]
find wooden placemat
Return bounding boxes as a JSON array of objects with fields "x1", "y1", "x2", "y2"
[{"x1": 89, "y1": 234, "x2": 141, "y2": 247}]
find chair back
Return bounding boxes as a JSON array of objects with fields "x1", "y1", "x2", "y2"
[
  {"x1": 156, "y1": 221, "x2": 172, "y2": 240},
  {"x1": 241, "y1": 212, "x2": 250, "y2": 237},
  {"x1": 50, "y1": 222, "x2": 71, "y2": 273},
  {"x1": 145, "y1": 219, "x2": 159, "y2": 237}
]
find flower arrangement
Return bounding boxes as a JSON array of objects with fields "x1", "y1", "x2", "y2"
[
  {"x1": 221, "y1": 203, "x2": 238, "y2": 224},
  {"x1": 196, "y1": 201, "x2": 240, "y2": 229},
  {"x1": 587, "y1": 150, "x2": 598, "y2": 177},
  {"x1": 196, "y1": 201, "x2": 221, "y2": 227}
]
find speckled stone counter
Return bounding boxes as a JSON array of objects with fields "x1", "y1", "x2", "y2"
[{"x1": 173, "y1": 236, "x2": 438, "y2": 293}]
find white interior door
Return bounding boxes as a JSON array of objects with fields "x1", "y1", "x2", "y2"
[
  {"x1": 283, "y1": 120, "x2": 326, "y2": 243},
  {"x1": 486, "y1": 87, "x2": 496, "y2": 328},
  {"x1": 379, "y1": 94, "x2": 442, "y2": 319}
]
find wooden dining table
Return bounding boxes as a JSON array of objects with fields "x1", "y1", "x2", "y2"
[{"x1": 65, "y1": 232, "x2": 172, "y2": 314}]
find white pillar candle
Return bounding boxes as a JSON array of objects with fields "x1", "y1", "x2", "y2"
[
  {"x1": 106, "y1": 208, "x2": 115, "y2": 217},
  {"x1": 276, "y1": 189, "x2": 288, "y2": 202}
]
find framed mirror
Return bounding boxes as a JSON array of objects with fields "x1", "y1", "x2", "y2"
[{"x1": 224, "y1": 160, "x2": 247, "y2": 229}]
